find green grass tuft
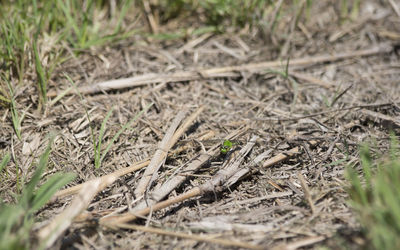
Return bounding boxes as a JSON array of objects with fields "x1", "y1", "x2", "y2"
[
  {"x1": 64, "y1": 74, "x2": 153, "y2": 169},
  {"x1": 92, "y1": 103, "x2": 154, "y2": 169},
  {"x1": 0, "y1": 134, "x2": 76, "y2": 249},
  {"x1": 346, "y1": 135, "x2": 400, "y2": 249},
  {"x1": 2, "y1": 74, "x2": 25, "y2": 140}
]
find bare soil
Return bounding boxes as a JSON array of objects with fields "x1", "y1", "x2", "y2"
[{"x1": 1, "y1": 1, "x2": 400, "y2": 249}]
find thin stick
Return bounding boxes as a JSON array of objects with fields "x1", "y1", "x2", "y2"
[
  {"x1": 47, "y1": 44, "x2": 391, "y2": 97},
  {"x1": 142, "y1": 0, "x2": 158, "y2": 33},
  {"x1": 116, "y1": 223, "x2": 263, "y2": 250},
  {"x1": 297, "y1": 173, "x2": 316, "y2": 214},
  {"x1": 360, "y1": 108, "x2": 400, "y2": 127},
  {"x1": 262, "y1": 147, "x2": 300, "y2": 168}
]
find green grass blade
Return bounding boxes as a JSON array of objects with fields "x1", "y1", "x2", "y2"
[
  {"x1": 0, "y1": 153, "x2": 10, "y2": 173},
  {"x1": 100, "y1": 102, "x2": 153, "y2": 165},
  {"x1": 0, "y1": 204, "x2": 26, "y2": 250},
  {"x1": 57, "y1": 0, "x2": 80, "y2": 41},
  {"x1": 4, "y1": 76, "x2": 22, "y2": 140},
  {"x1": 33, "y1": 39, "x2": 47, "y2": 106},
  {"x1": 95, "y1": 106, "x2": 115, "y2": 168},
  {"x1": 30, "y1": 172, "x2": 76, "y2": 213},
  {"x1": 48, "y1": 86, "x2": 74, "y2": 107},
  {"x1": 113, "y1": 0, "x2": 133, "y2": 34},
  {"x1": 360, "y1": 144, "x2": 372, "y2": 187},
  {"x1": 20, "y1": 135, "x2": 55, "y2": 209}
]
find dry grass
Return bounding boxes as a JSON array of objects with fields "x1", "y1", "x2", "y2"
[{"x1": 1, "y1": 1, "x2": 400, "y2": 249}]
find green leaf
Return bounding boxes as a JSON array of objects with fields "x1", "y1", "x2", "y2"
[{"x1": 220, "y1": 139, "x2": 233, "y2": 154}]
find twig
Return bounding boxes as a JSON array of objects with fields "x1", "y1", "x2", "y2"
[
  {"x1": 330, "y1": 84, "x2": 353, "y2": 107},
  {"x1": 262, "y1": 147, "x2": 300, "y2": 168},
  {"x1": 297, "y1": 173, "x2": 316, "y2": 214},
  {"x1": 199, "y1": 43, "x2": 391, "y2": 75},
  {"x1": 251, "y1": 102, "x2": 397, "y2": 122},
  {"x1": 176, "y1": 33, "x2": 213, "y2": 54},
  {"x1": 142, "y1": 0, "x2": 158, "y2": 33},
  {"x1": 360, "y1": 108, "x2": 400, "y2": 127},
  {"x1": 289, "y1": 71, "x2": 335, "y2": 90},
  {"x1": 116, "y1": 223, "x2": 263, "y2": 250},
  {"x1": 47, "y1": 44, "x2": 392, "y2": 97}
]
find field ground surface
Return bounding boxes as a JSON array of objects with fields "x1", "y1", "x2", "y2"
[{"x1": 1, "y1": 1, "x2": 400, "y2": 249}]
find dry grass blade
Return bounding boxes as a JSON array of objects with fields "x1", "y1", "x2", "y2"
[
  {"x1": 38, "y1": 174, "x2": 120, "y2": 248},
  {"x1": 135, "y1": 110, "x2": 186, "y2": 198},
  {"x1": 116, "y1": 223, "x2": 263, "y2": 250},
  {"x1": 47, "y1": 44, "x2": 392, "y2": 96},
  {"x1": 202, "y1": 43, "x2": 391, "y2": 76},
  {"x1": 52, "y1": 160, "x2": 149, "y2": 200},
  {"x1": 388, "y1": 0, "x2": 400, "y2": 18}
]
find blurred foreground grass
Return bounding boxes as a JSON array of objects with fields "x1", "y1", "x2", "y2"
[{"x1": 346, "y1": 136, "x2": 400, "y2": 249}]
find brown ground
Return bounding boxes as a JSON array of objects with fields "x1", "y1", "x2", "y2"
[{"x1": 1, "y1": 1, "x2": 400, "y2": 249}]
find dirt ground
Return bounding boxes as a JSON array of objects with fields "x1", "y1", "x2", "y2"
[{"x1": 1, "y1": 1, "x2": 400, "y2": 249}]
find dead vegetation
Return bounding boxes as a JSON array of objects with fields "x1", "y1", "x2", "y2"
[{"x1": 1, "y1": 1, "x2": 400, "y2": 249}]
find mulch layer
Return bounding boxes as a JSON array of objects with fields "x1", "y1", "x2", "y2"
[{"x1": 1, "y1": 1, "x2": 400, "y2": 249}]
